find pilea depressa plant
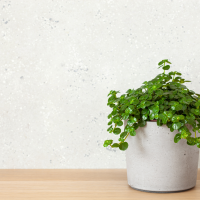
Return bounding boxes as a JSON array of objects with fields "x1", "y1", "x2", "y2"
[{"x1": 104, "y1": 59, "x2": 200, "y2": 151}]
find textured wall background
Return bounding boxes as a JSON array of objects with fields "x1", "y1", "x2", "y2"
[{"x1": 0, "y1": 0, "x2": 200, "y2": 168}]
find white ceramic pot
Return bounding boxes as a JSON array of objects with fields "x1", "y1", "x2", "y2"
[{"x1": 125, "y1": 120, "x2": 199, "y2": 193}]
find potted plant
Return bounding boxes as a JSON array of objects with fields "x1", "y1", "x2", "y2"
[{"x1": 104, "y1": 59, "x2": 200, "y2": 193}]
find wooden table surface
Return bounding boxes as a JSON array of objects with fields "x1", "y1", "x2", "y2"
[{"x1": 0, "y1": 169, "x2": 199, "y2": 200}]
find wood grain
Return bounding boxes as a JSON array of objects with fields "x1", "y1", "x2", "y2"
[
  {"x1": 0, "y1": 169, "x2": 199, "y2": 200},
  {"x1": 0, "y1": 169, "x2": 127, "y2": 181}
]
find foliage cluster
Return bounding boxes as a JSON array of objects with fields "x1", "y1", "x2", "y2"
[{"x1": 104, "y1": 59, "x2": 200, "y2": 151}]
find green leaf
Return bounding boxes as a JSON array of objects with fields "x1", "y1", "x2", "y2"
[
  {"x1": 174, "y1": 133, "x2": 181, "y2": 143},
  {"x1": 197, "y1": 118, "x2": 200, "y2": 124},
  {"x1": 143, "y1": 81, "x2": 148, "y2": 85},
  {"x1": 107, "y1": 126, "x2": 113, "y2": 133},
  {"x1": 108, "y1": 114, "x2": 112, "y2": 119},
  {"x1": 152, "y1": 106, "x2": 159, "y2": 113},
  {"x1": 195, "y1": 100, "x2": 200, "y2": 107},
  {"x1": 125, "y1": 107, "x2": 133, "y2": 114},
  {"x1": 111, "y1": 110, "x2": 117, "y2": 115},
  {"x1": 139, "y1": 94, "x2": 149, "y2": 100},
  {"x1": 121, "y1": 113, "x2": 129, "y2": 120},
  {"x1": 177, "y1": 93, "x2": 185, "y2": 98},
  {"x1": 119, "y1": 142, "x2": 128, "y2": 151},
  {"x1": 111, "y1": 143, "x2": 119, "y2": 148},
  {"x1": 175, "y1": 104, "x2": 183, "y2": 111},
  {"x1": 175, "y1": 76, "x2": 181, "y2": 81},
  {"x1": 107, "y1": 90, "x2": 120, "y2": 97},
  {"x1": 191, "y1": 108, "x2": 200, "y2": 115},
  {"x1": 150, "y1": 113, "x2": 155, "y2": 120},
  {"x1": 157, "y1": 119, "x2": 162, "y2": 126},
  {"x1": 120, "y1": 99, "x2": 129, "y2": 104},
  {"x1": 189, "y1": 90, "x2": 195, "y2": 94},
  {"x1": 138, "y1": 120, "x2": 146, "y2": 127},
  {"x1": 130, "y1": 98, "x2": 139, "y2": 105},
  {"x1": 108, "y1": 121, "x2": 112, "y2": 125},
  {"x1": 165, "y1": 60, "x2": 171, "y2": 64},
  {"x1": 182, "y1": 105, "x2": 187, "y2": 110},
  {"x1": 127, "y1": 116, "x2": 137, "y2": 125},
  {"x1": 171, "y1": 115, "x2": 185, "y2": 122},
  {"x1": 125, "y1": 126, "x2": 135, "y2": 134},
  {"x1": 181, "y1": 130, "x2": 191, "y2": 139},
  {"x1": 166, "y1": 121, "x2": 172, "y2": 128},
  {"x1": 103, "y1": 140, "x2": 113, "y2": 147},
  {"x1": 152, "y1": 85, "x2": 157, "y2": 90},
  {"x1": 178, "y1": 126, "x2": 189, "y2": 133},
  {"x1": 120, "y1": 132, "x2": 127, "y2": 138},
  {"x1": 167, "y1": 112, "x2": 173, "y2": 118},
  {"x1": 156, "y1": 90, "x2": 164, "y2": 96},
  {"x1": 117, "y1": 121, "x2": 123, "y2": 126},
  {"x1": 187, "y1": 118, "x2": 196, "y2": 128},
  {"x1": 133, "y1": 123, "x2": 139, "y2": 130},
  {"x1": 113, "y1": 128, "x2": 121, "y2": 135},
  {"x1": 158, "y1": 113, "x2": 168, "y2": 124},
  {"x1": 171, "y1": 105, "x2": 176, "y2": 110},
  {"x1": 158, "y1": 60, "x2": 164, "y2": 66},
  {"x1": 169, "y1": 72, "x2": 175, "y2": 76},
  {"x1": 172, "y1": 122, "x2": 182, "y2": 130},
  {"x1": 142, "y1": 114, "x2": 148, "y2": 120},
  {"x1": 126, "y1": 89, "x2": 132, "y2": 94},
  {"x1": 108, "y1": 95, "x2": 116, "y2": 103},
  {"x1": 112, "y1": 116, "x2": 120, "y2": 123},
  {"x1": 172, "y1": 115, "x2": 179, "y2": 122},
  {"x1": 120, "y1": 104, "x2": 128, "y2": 111},
  {"x1": 162, "y1": 65, "x2": 170, "y2": 70},
  {"x1": 159, "y1": 104, "x2": 165, "y2": 111},
  {"x1": 154, "y1": 113, "x2": 159, "y2": 119},
  {"x1": 142, "y1": 109, "x2": 149, "y2": 115},
  {"x1": 137, "y1": 100, "x2": 147, "y2": 109},
  {"x1": 118, "y1": 138, "x2": 124, "y2": 142},
  {"x1": 130, "y1": 130, "x2": 136, "y2": 136},
  {"x1": 187, "y1": 137, "x2": 196, "y2": 146}
]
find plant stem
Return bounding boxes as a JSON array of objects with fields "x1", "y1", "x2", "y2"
[
  {"x1": 119, "y1": 132, "x2": 130, "y2": 145},
  {"x1": 163, "y1": 62, "x2": 165, "y2": 74},
  {"x1": 124, "y1": 132, "x2": 130, "y2": 141},
  {"x1": 172, "y1": 75, "x2": 175, "y2": 82}
]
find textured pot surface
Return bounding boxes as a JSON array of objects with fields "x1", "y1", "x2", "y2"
[{"x1": 125, "y1": 121, "x2": 199, "y2": 193}]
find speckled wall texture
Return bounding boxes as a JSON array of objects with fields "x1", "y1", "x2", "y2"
[{"x1": 0, "y1": 0, "x2": 200, "y2": 168}]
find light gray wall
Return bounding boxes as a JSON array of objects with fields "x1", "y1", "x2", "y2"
[{"x1": 0, "y1": 0, "x2": 200, "y2": 168}]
